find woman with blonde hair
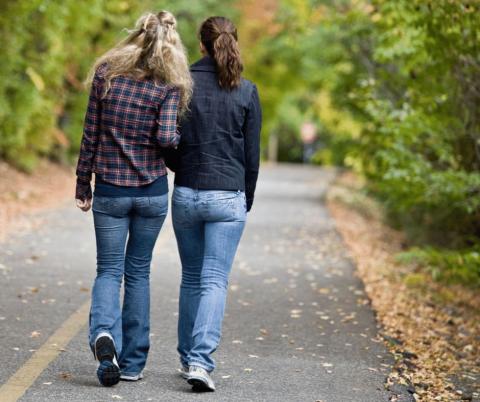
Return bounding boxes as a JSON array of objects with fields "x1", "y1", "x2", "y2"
[{"x1": 75, "y1": 11, "x2": 192, "y2": 387}]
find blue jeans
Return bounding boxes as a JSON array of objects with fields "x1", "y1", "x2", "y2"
[
  {"x1": 172, "y1": 186, "x2": 247, "y2": 372},
  {"x1": 90, "y1": 195, "x2": 168, "y2": 376}
]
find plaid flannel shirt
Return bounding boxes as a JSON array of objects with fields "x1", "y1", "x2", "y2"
[{"x1": 75, "y1": 65, "x2": 180, "y2": 200}]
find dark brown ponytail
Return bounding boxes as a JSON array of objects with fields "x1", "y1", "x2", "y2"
[{"x1": 199, "y1": 16, "x2": 243, "y2": 90}]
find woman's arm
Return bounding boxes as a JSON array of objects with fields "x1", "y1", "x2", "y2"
[
  {"x1": 243, "y1": 84, "x2": 262, "y2": 212},
  {"x1": 75, "y1": 71, "x2": 103, "y2": 201},
  {"x1": 157, "y1": 87, "x2": 181, "y2": 148}
]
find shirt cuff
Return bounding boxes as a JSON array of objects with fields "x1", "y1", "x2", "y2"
[{"x1": 76, "y1": 179, "x2": 92, "y2": 201}]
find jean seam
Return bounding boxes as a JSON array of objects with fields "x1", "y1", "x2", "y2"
[
  {"x1": 188, "y1": 359, "x2": 213, "y2": 372},
  {"x1": 120, "y1": 370, "x2": 142, "y2": 376}
]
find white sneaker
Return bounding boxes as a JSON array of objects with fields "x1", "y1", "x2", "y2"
[
  {"x1": 178, "y1": 365, "x2": 189, "y2": 380},
  {"x1": 187, "y1": 365, "x2": 215, "y2": 392},
  {"x1": 120, "y1": 371, "x2": 144, "y2": 381}
]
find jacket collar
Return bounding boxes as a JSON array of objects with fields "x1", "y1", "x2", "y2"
[{"x1": 190, "y1": 56, "x2": 217, "y2": 72}]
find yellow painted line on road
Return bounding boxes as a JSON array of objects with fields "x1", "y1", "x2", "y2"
[
  {"x1": 0, "y1": 230, "x2": 171, "y2": 402},
  {"x1": 0, "y1": 301, "x2": 91, "y2": 402}
]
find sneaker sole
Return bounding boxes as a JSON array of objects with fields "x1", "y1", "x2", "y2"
[
  {"x1": 178, "y1": 367, "x2": 189, "y2": 380},
  {"x1": 94, "y1": 336, "x2": 116, "y2": 361},
  {"x1": 187, "y1": 377, "x2": 215, "y2": 392},
  {"x1": 97, "y1": 362, "x2": 120, "y2": 387},
  {"x1": 95, "y1": 336, "x2": 120, "y2": 387}
]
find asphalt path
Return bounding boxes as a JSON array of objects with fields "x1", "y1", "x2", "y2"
[{"x1": 0, "y1": 164, "x2": 407, "y2": 401}]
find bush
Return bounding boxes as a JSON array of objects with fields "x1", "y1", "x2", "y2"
[
  {"x1": 397, "y1": 247, "x2": 480, "y2": 287},
  {"x1": 247, "y1": 0, "x2": 480, "y2": 283}
]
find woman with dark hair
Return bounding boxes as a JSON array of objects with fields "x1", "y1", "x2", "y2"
[
  {"x1": 75, "y1": 11, "x2": 192, "y2": 387},
  {"x1": 167, "y1": 16, "x2": 262, "y2": 392}
]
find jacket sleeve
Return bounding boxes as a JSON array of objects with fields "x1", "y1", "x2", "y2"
[
  {"x1": 243, "y1": 84, "x2": 262, "y2": 212},
  {"x1": 157, "y1": 87, "x2": 181, "y2": 148},
  {"x1": 75, "y1": 70, "x2": 103, "y2": 201}
]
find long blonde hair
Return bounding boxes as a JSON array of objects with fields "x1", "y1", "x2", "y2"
[{"x1": 88, "y1": 11, "x2": 193, "y2": 116}]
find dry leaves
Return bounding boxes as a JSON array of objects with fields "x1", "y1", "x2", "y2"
[
  {"x1": 0, "y1": 160, "x2": 74, "y2": 242},
  {"x1": 59, "y1": 372, "x2": 73, "y2": 380},
  {"x1": 327, "y1": 172, "x2": 480, "y2": 401}
]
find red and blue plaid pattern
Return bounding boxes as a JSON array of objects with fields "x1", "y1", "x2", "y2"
[{"x1": 75, "y1": 65, "x2": 180, "y2": 200}]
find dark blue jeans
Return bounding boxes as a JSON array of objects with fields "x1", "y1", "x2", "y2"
[
  {"x1": 90, "y1": 195, "x2": 168, "y2": 376},
  {"x1": 172, "y1": 186, "x2": 246, "y2": 372}
]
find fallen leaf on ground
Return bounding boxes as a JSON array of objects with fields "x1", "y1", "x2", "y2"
[{"x1": 327, "y1": 172, "x2": 480, "y2": 401}]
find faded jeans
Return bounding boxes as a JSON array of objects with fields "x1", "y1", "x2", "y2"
[
  {"x1": 172, "y1": 186, "x2": 246, "y2": 372},
  {"x1": 90, "y1": 195, "x2": 168, "y2": 376}
]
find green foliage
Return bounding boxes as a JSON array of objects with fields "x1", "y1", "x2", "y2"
[
  {"x1": 342, "y1": 0, "x2": 480, "y2": 245},
  {"x1": 0, "y1": 0, "x2": 235, "y2": 170},
  {"x1": 249, "y1": 0, "x2": 480, "y2": 235},
  {"x1": 245, "y1": 0, "x2": 480, "y2": 283},
  {"x1": 397, "y1": 247, "x2": 480, "y2": 287}
]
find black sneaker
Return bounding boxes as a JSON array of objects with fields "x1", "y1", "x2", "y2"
[{"x1": 94, "y1": 334, "x2": 120, "y2": 387}]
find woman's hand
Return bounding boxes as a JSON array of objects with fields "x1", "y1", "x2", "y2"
[{"x1": 76, "y1": 198, "x2": 92, "y2": 212}]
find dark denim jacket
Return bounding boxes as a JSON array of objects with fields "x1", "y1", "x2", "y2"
[{"x1": 167, "y1": 56, "x2": 262, "y2": 211}]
